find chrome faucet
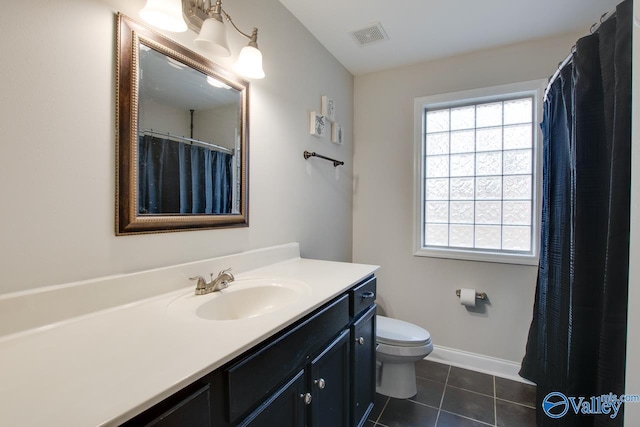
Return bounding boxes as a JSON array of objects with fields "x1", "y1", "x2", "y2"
[{"x1": 190, "y1": 268, "x2": 235, "y2": 295}]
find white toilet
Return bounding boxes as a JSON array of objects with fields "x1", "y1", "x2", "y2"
[{"x1": 375, "y1": 315, "x2": 433, "y2": 399}]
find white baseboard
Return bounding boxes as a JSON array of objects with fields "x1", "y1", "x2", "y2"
[{"x1": 426, "y1": 345, "x2": 535, "y2": 385}]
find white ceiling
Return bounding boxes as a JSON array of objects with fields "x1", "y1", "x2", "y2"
[{"x1": 278, "y1": 0, "x2": 623, "y2": 75}]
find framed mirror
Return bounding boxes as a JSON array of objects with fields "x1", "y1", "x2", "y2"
[{"x1": 116, "y1": 13, "x2": 248, "y2": 235}]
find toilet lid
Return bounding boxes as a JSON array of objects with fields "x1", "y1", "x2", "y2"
[{"x1": 376, "y1": 315, "x2": 431, "y2": 347}]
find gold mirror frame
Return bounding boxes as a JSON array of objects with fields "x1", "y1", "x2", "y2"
[{"x1": 116, "y1": 13, "x2": 249, "y2": 235}]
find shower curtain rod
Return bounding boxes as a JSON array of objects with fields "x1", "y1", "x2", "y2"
[
  {"x1": 544, "y1": 8, "x2": 617, "y2": 101},
  {"x1": 140, "y1": 129, "x2": 234, "y2": 155}
]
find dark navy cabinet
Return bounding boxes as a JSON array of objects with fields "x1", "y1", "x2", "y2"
[{"x1": 122, "y1": 275, "x2": 376, "y2": 427}]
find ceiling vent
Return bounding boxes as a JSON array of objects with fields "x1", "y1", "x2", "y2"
[{"x1": 349, "y1": 22, "x2": 389, "y2": 47}]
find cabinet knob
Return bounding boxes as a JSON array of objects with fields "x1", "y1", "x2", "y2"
[
  {"x1": 300, "y1": 393, "x2": 312, "y2": 405},
  {"x1": 314, "y1": 378, "x2": 326, "y2": 389},
  {"x1": 356, "y1": 336, "x2": 365, "y2": 345},
  {"x1": 361, "y1": 291, "x2": 375, "y2": 299}
]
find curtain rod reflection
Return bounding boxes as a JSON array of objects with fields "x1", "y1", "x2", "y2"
[{"x1": 140, "y1": 129, "x2": 234, "y2": 155}]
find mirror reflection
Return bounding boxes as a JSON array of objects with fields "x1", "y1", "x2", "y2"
[
  {"x1": 138, "y1": 45, "x2": 240, "y2": 215},
  {"x1": 116, "y1": 14, "x2": 249, "y2": 235}
]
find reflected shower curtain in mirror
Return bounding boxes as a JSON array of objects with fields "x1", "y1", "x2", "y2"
[
  {"x1": 138, "y1": 136, "x2": 233, "y2": 214},
  {"x1": 519, "y1": 1, "x2": 631, "y2": 425}
]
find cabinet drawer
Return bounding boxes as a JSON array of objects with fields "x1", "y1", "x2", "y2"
[
  {"x1": 121, "y1": 384, "x2": 211, "y2": 427},
  {"x1": 350, "y1": 276, "x2": 376, "y2": 318},
  {"x1": 226, "y1": 294, "x2": 349, "y2": 424}
]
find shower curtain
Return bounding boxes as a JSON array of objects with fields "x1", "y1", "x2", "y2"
[
  {"x1": 519, "y1": 1, "x2": 632, "y2": 425},
  {"x1": 138, "y1": 135, "x2": 233, "y2": 214}
]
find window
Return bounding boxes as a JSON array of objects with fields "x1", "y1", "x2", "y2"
[{"x1": 413, "y1": 81, "x2": 545, "y2": 265}]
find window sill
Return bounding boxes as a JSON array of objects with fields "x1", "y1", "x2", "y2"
[{"x1": 414, "y1": 247, "x2": 539, "y2": 266}]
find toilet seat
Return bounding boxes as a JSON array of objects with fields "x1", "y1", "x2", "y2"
[{"x1": 376, "y1": 315, "x2": 431, "y2": 347}]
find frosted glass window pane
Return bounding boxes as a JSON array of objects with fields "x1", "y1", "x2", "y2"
[
  {"x1": 504, "y1": 98, "x2": 532, "y2": 125},
  {"x1": 450, "y1": 153, "x2": 474, "y2": 177},
  {"x1": 426, "y1": 178, "x2": 449, "y2": 200},
  {"x1": 504, "y1": 124, "x2": 532, "y2": 150},
  {"x1": 426, "y1": 132, "x2": 450, "y2": 155},
  {"x1": 450, "y1": 201, "x2": 474, "y2": 224},
  {"x1": 426, "y1": 155, "x2": 449, "y2": 178},
  {"x1": 450, "y1": 225, "x2": 474, "y2": 248},
  {"x1": 476, "y1": 127, "x2": 502, "y2": 152},
  {"x1": 420, "y1": 94, "x2": 535, "y2": 257},
  {"x1": 425, "y1": 201, "x2": 449, "y2": 223},
  {"x1": 450, "y1": 106, "x2": 475, "y2": 131},
  {"x1": 425, "y1": 224, "x2": 448, "y2": 246},
  {"x1": 450, "y1": 177, "x2": 474, "y2": 200},
  {"x1": 426, "y1": 110, "x2": 449, "y2": 133},
  {"x1": 476, "y1": 201, "x2": 501, "y2": 224},
  {"x1": 476, "y1": 177, "x2": 502, "y2": 199},
  {"x1": 503, "y1": 201, "x2": 531, "y2": 225},
  {"x1": 503, "y1": 226, "x2": 531, "y2": 251},
  {"x1": 503, "y1": 175, "x2": 531, "y2": 200},
  {"x1": 503, "y1": 149, "x2": 531, "y2": 175},
  {"x1": 476, "y1": 102, "x2": 502, "y2": 128},
  {"x1": 475, "y1": 225, "x2": 501, "y2": 249},
  {"x1": 450, "y1": 130, "x2": 475, "y2": 153},
  {"x1": 476, "y1": 152, "x2": 502, "y2": 176}
]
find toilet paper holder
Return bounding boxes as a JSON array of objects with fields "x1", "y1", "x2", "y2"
[{"x1": 455, "y1": 289, "x2": 487, "y2": 300}]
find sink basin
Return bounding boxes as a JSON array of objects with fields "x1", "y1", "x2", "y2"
[{"x1": 168, "y1": 278, "x2": 311, "y2": 321}]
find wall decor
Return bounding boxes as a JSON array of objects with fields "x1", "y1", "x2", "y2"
[
  {"x1": 331, "y1": 123, "x2": 343, "y2": 145},
  {"x1": 321, "y1": 95, "x2": 336, "y2": 121},
  {"x1": 310, "y1": 111, "x2": 326, "y2": 137}
]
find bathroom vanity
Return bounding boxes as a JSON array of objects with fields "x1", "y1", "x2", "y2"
[
  {"x1": 122, "y1": 275, "x2": 376, "y2": 427},
  {"x1": 0, "y1": 243, "x2": 378, "y2": 427}
]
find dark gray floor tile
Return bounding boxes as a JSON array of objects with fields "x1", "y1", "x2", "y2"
[
  {"x1": 436, "y1": 410, "x2": 492, "y2": 427},
  {"x1": 496, "y1": 399, "x2": 536, "y2": 427},
  {"x1": 410, "y1": 377, "x2": 445, "y2": 408},
  {"x1": 447, "y1": 367, "x2": 494, "y2": 396},
  {"x1": 416, "y1": 359, "x2": 450, "y2": 383},
  {"x1": 370, "y1": 393, "x2": 389, "y2": 421},
  {"x1": 495, "y1": 377, "x2": 536, "y2": 408},
  {"x1": 378, "y1": 398, "x2": 439, "y2": 427},
  {"x1": 441, "y1": 386, "x2": 495, "y2": 425}
]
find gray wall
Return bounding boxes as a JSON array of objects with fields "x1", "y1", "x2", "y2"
[
  {"x1": 625, "y1": 0, "x2": 639, "y2": 422},
  {"x1": 0, "y1": 0, "x2": 354, "y2": 294},
  {"x1": 352, "y1": 32, "x2": 583, "y2": 363}
]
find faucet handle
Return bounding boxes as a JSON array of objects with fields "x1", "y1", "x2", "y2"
[
  {"x1": 189, "y1": 275, "x2": 207, "y2": 289},
  {"x1": 219, "y1": 267, "x2": 233, "y2": 276}
]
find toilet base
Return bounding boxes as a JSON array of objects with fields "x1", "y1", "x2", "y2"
[{"x1": 376, "y1": 360, "x2": 418, "y2": 399}]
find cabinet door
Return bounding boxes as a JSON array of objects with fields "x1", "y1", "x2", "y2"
[
  {"x1": 352, "y1": 305, "x2": 376, "y2": 427},
  {"x1": 309, "y1": 330, "x2": 351, "y2": 427},
  {"x1": 240, "y1": 370, "x2": 306, "y2": 427}
]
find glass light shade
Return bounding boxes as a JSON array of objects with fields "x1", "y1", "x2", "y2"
[
  {"x1": 233, "y1": 45, "x2": 265, "y2": 79},
  {"x1": 194, "y1": 18, "x2": 231, "y2": 57},
  {"x1": 139, "y1": 0, "x2": 187, "y2": 32}
]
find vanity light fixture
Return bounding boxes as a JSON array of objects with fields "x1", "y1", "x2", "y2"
[
  {"x1": 139, "y1": 0, "x2": 265, "y2": 79},
  {"x1": 139, "y1": 0, "x2": 188, "y2": 32}
]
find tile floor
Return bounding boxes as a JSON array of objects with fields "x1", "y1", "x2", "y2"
[{"x1": 366, "y1": 359, "x2": 537, "y2": 427}]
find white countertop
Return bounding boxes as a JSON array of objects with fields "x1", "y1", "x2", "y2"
[{"x1": 0, "y1": 250, "x2": 378, "y2": 426}]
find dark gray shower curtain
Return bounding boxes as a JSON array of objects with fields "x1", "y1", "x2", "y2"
[
  {"x1": 138, "y1": 135, "x2": 233, "y2": 214},
  {"x1": 519, "y1": 1, "x2": 632, "y2": 426}
]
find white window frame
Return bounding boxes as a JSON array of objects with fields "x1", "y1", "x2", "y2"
[{"x1": 413, "y1": 80, "x2": 546, "y2": 266}]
